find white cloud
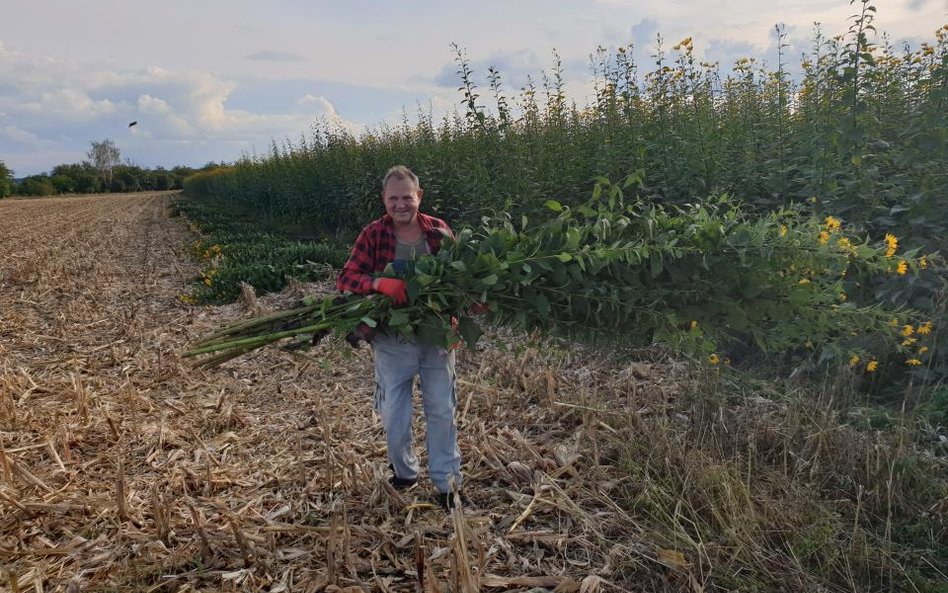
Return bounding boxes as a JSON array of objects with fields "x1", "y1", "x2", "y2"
[
  {"x1": 1, "y1": 124, "x2": 43, "y2": 146},
  {"x1": 0, "y1": 38, "x2": 370, "y2": 173},
  {"x1": 298, "y1": 94, "x2": 335, "y2": 113},
  {"x1": 137, "y1": 94, "x2": 172, "y2": 115}
]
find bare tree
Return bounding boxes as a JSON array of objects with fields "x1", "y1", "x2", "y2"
[{"x1": 87, "y1": 139, "x2": 121, "y2": 187}]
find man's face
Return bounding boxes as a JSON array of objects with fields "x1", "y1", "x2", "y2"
[{"x1": 382, "y1": 177, "x2": 423, "y2": 226}]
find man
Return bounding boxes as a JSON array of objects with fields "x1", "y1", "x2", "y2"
[{"x1": 336, "y1": 165, "x2": 462, "y2": 510}]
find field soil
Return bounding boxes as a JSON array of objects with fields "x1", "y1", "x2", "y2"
[{"x1": 0, "y1": 193, "x2": 670, "y2": 592}]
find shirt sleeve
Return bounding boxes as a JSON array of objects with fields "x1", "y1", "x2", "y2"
[
  {"x1": 336, "y1": 226, "x2": 377, "y2": 294},
  {"x1": 425, "y1": 216, "x2": 455, "y2": 253}
]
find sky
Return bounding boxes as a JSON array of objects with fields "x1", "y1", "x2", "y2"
[{"x1": 1, "y1": 0, "x2": 944, "y2": 177}]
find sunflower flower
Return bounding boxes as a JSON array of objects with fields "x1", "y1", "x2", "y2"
[
  {"x1": 884, "y1": 233, "x2": 898, "y2": 258},
  {"x1": 866, "y1": 360, "x2": 878, "y2": 372},
  {"x1": 896, "y1": 260, "x2": 908, "y2": 276}
]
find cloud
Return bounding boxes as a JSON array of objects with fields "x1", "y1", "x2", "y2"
[
  {"x1": 1, "y1": 124, "x2": 43, "y2": 146},
  {"x1": 246, "y1": 50, "x2": 307, "y2": 62},
  {"x1": 298, "y1": 93, "x2": 336, "y2": 113},
  {"x1": 0, "y1": 38, "x2": 369, "y2": 174},
  {"x1": 630, "y1": 18, "x2": 661, "y2": 47},
  {"x1": 433, "y1": 48, "x2": 549, "y2": 91},
  {"x1": 137, "y1": 94, "x2": 173, "y2": 115}
]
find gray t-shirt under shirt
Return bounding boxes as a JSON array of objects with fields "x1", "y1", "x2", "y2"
[{"x1": 392, "y1": 235, "x2": 428, "y2": 273}]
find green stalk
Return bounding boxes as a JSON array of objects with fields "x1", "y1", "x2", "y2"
[{"x1": 184, "y1": 321, "x2": 338, "y2": 357}]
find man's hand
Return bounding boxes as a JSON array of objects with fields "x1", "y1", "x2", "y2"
[{"x1": 373, "y1": 278, "x2": 408, "y2": 306}]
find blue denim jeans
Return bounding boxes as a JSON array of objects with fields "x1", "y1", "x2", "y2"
[{"x1": 372, "y1": 332, "x2": 461, "y2": 493}]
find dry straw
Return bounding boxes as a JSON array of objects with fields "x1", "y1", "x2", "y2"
[{"x1": 0, "y1": 193, "x2": 667, "y2": 591}]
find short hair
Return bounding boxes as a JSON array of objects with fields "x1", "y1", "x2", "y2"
[{"x1": 382, "y1": 165, "x2": 420, "y2": 192}]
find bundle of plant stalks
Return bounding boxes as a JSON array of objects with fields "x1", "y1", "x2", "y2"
[{"x1": 185, "y1": 178, "x2": 927, "y2": 370}]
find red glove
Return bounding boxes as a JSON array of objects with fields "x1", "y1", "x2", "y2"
[{"x1": 374, "y1": 278, "x2": 408, "y2": 305}]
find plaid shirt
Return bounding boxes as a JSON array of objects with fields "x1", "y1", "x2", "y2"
[{"x1": 336, "y1": 212, "x2": 453, "y2": 294}]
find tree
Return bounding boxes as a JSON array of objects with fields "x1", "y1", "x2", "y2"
[
  {"x1": 52, "y1": 163, "x2": 102, "y2": 193},
  {"x1": 0, "y1": 160, "x2": 13, "y2": 198},
  {"x1": 87, "y1": 139, "x2": 121, "y2": 187},
  {"x1": 17, "y1": 175, "x2": 56, "y2": 196}
]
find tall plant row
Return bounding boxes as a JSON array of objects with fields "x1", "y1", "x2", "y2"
[
  {"x1": 181, "y1": 4, "x2": 947, "y2": 392},
  {"x1": 185, "y1": 10, "x2": 947, "y2": 252}
]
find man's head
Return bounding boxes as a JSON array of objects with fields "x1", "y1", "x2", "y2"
[{"x1": 382, "y1": 165, "x2": 423, "y2": 227}]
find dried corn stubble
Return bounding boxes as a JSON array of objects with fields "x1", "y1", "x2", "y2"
[{"x1": 0, "y1": 193, "x2": 675, "y2": 592}]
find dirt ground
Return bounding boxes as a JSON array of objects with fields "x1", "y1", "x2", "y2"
[{"x1": 0, "y1": 193, "x2": 674, "y2": 592}]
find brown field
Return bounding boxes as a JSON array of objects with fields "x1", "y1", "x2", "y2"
[{"x1": 0, "y1": 193, "x2": 666, "y2": 592}]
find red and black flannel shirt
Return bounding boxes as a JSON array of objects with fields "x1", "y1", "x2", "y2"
[{"x1": 336, "y1": 212, "x2": 453, "y2": 294}]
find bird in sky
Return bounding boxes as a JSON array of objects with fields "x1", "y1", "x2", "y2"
[{"x1": 128, "y1": 121, "x2": 138, "y2": 128}]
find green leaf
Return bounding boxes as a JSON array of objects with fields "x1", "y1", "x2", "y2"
[
  {"x1": 555, "y1": 252, "x2": 573, "y2": 262},
  {"x1": 544, "y1": 200, "x2": 563, "y2": 212},
  {"x1": 360, "y1": 316, "x2": 377, "y2": 328},
  {"x1": 388, "y1": 309, "x2": 410, "y2": 327},
  {"x1": 458, "y1": 316, "x2": 483, "y2": 348},
  {"x1": 533, "y1": 293, "x2": 550, "y2": 315},
  {"x1": 481, "y1": 273, "x2": 498, "y2": 286},
  {"x1": 406, "y1": 280, "x2": 422, "y2": 303},
  {"x1": 415, "y1": 273, "x2": 436, "y2": 287}
]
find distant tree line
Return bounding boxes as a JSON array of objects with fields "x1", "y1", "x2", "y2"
[{"x1": 0, "y1": 139, "x2": 218, "y2": 198}]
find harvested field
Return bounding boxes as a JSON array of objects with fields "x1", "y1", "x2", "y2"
[{"x1": 0, "y1": 193, "x2": 676, "y2": 592}]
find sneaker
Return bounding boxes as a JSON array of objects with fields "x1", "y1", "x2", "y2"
[
  {"x1": 387, "y1": 464, "x2": 417, "y2": 491},
  {"x1": 435, "y1": 491, "x2": 463, "y2": 511}
]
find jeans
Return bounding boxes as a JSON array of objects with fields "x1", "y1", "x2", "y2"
[{"x1": 372, "y1": 332, "x2": 461, "y2": 493}]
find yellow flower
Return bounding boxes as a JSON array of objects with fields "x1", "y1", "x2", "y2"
[
  {"x1": 839, "y1": 292, "x2": 847, "y2": 301},
  {"x1": 901, "y1": 324, "x2": 914, "y2": 337},
  {"x1": 691, "y1": 320, "x2": 699, "y2": 330},
  {"x1": 917, "y1": 322, "x2": 932, "y2": 335},
  {"x1": 709, "y1": 353, "x2": 720, "y2": 365},
  {"x1": 866, "y1": 360, "x2": 878, "y2": 373},
  {"x1": 837, "y1": 237, "x2": 852, "y2": 250},
  {"x1": 203, "y1": 277, "x2": 213, "y2": 286},
  {"x1": 902, "y1": 337, "x2": 917, "y2": 346},
  {"x1": 799, "y1": 278, "x2": 811, "y2": 285},
  {"x1": 896, "y1": 260, "x2": 907, "y2": 276},
  {"x1": 884, "y1": 233, "x2": 898, "y2": 258},
  {"x1": 824, "y1": 216, "x2": 841, "y2": 231},
  {"x1": 919, "y1": 256, "x2": 927, "y2": 269},
  {"x1": 849, "y1": 355, "x2": 860, "y2": 366},
  {"x1": 890, "y1": 317, "x2": 899, "y2": 327},
  {"x1": 918, "y1": 346, "x2": 929, "y2": 354},
  {"x1": 906, "y1": 358, "x2": 922, "y2": 366},
  {"x1": 819, "y1": 231, "x2": 830, "y2": 245},
  {"x1": 780, "y1": 224, "x2": 788, "y2": 237}
]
